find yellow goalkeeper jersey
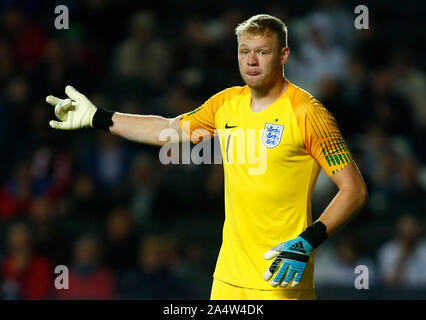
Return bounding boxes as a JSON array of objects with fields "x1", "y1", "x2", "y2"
[{"x1": 179, "y1": 81, "x2": 353, "y2": 291}]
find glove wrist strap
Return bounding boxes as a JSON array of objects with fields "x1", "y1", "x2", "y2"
[
  {"x1": 299, "y1": 221, "x2": 328, "y2": 250},
  {"x1": 92, "y1": 108, "x2": 114, "y2": 131}
]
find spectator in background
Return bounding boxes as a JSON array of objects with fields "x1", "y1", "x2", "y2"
[
  {"x1": 102, "y1": 206, "x2": 139, "y2": 270},
  {"x1": 97, "y1": 132, "x2": 131, "y2": 191},
  {"x1": 62, "y1": 26, "x2": 104, "y2": 93},
  {"x1": 341, "y1": 54, "x2": 370, "y2": 132},
  {"x1": 390, "y1": 51, "x2": 426, "y2": 130},
  {"x1": 150, "y1": 83, "x2": 201, "y2": 119},
  {"x1": 368, "y1": 66, "x2": 416, "y2": 140},
  {"x1": 204, "y1": 161, "x2": 225, "y2": 214},
  {"x1": 117, "y1": 233, "x2": 194, "y2": 299},
  {"x1": 389, "y1": 50, "x2": 426, "y2": 162},
  {"x1": 172, "y1": 238, "x2": 212, "y2": 299},
  {"x1": 316, "y1": 76, "x2": 356, "y2": 136},
  {"x1": 33, "y1": 39, "x2": 69, "y2": 97},
  {"x1": 206, "y1": 8, "x2": 247, "y2": 89},
  {"x1": 0, "y1": 38, "x2": 15, "y2": 87},
  {"x1": 311, "y1": 0, "x2": 357, "y2": 50},
  {"x1": 31, "y1": 145, "x2": 73, "y2": 203},
  {"x1": 385, "y1": 158, "x2": 426, "y2": 220},
  {"x1": 1, "y1": 5, "x2": 47, "y2": 71},
  {"x1": 63, "y1": 173, "x2": 107, "y2": 220},
  {"x1": 358, "y1": 126, "x2": 399, "y2": 216},
  {"x1": 77, "y1": 131, "x2": 132, "y2": 198},
  {"x1": 352, "y1": 22, "x2": 387, "y2": 70},
  {"x1": 3, "y1": 76, "x2": 33, "y2": 152},
  {"x1": 377, "y1": 214, "x2": 426, "y2": 288},
  {"x1": 287, "y1": 12, "x2": 348, "y2": 96},
  {"x1": 314, "y1": 234, "x2": 377, "y2": 287},
  {"x1": 55, "y1": 235, "x2": 116, "y2": 299},
  {"x1": 111, "y1": 11, "x2": 171, "y2": 95},
  {"x1": 28, "y1": 195, "x2": 71, "y2": 266},
  {"x1": 128, "y1": 153, "x2": 158, "y2": 226},
  {"x1": 1, "y1": 222, "x2": 52, "y2": 299},
  {"x1": 0, "y1": 160, "x2": 34, "y2": 220}
]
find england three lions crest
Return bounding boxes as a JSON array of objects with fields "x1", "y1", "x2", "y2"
[{"x1": 263, "y1": 123, "x2": 284, "y2": 149}]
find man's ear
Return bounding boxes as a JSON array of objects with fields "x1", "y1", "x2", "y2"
[{"x1": 281, "y1": 46, "x2": 290, "y2": 65}]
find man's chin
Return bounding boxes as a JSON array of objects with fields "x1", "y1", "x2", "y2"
[{"x1": 243, "y1": 78, "x2": 264, "y2": 89}]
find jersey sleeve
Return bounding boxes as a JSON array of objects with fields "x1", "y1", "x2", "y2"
[
  {"x1": 296, "y1": 98, "x2": 353, "y2": 176},
  {"x1": 179, "y1": 88, "x2": 231, "y2": 144}
]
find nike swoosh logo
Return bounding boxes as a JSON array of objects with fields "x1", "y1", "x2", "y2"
[{"x1": 225, "y1": 123, "x2": 238, "y2": 129}]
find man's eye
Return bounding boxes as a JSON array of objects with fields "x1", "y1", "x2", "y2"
[{"x1": 259, "y1": 51, "x2": 267, "y2": 55}]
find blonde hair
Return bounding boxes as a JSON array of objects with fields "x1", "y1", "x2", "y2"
[{"x1": 235, "y1": 14, "x2": 288, "y2": 48}]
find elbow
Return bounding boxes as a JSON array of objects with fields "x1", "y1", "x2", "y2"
[
  {"x1": 343, "y1": 183, "x2": 369, "y2": 211},
  {"x1": 358, "y1": 185, "x2": 369, "y2": 209}
]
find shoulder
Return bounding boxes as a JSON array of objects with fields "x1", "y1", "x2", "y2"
[
  {"x1": 179, "y1": 86, "x2": 248, "y2": 121},
  {"x1": 207, "y1": 85, "x2": 249, "y2": 104},
  {"x1": 195, "y1": 86, "x2": 249, "y2": 118},
  {"x1": 288, "y1": 82, "x2": 327, "y2": 116}
]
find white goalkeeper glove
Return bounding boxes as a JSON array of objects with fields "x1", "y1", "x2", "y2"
[{"x1": 46, "y1": 85, "x2": 97, "y2": 130}]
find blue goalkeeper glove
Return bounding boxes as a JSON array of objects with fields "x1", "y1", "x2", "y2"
[{"x1": 263, "y1": 221, "x2": 327, "y2": 287}]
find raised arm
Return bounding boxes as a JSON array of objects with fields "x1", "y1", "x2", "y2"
[{"x1": 46, "y1": 85, "x2": 188, "y2": 146}]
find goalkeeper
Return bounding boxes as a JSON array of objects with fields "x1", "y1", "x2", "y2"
[{"x1": 46, "y1": 14, "x2": 368, "y2": 300}]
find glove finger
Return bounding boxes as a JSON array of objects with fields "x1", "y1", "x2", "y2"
[
  {"x1": 49, "y1": 120, "x2": 67, "y2": 130},
  {"x1": 55, "y1": 98, "x2": 72, "y2": 110},
  {"x1": 46, "y1": 95, "x2": 62, "y2": 106},
  {"x1": 65, "y1": 85, "x2": 84, "y2": 100},
  {"x1": 268, "y1": 252, "x2": 284, "y2": 274},
  {"x1": 264, "y1": 249, "x2": 280, "y2": 260},
  {"x1": 271, "y1": 260, "x2": 289, "y2": 287},
  {"x1": 291, "y1": 280, "x2": 300, "y2": 287},
  {"x1": 54, "y1": 98, "x2": 73, "y2": 120},
  {"x1": 291, "y1": 268, "x2": 305, "y2": 287},
  {"x1": 263, "y1": 252, "x2": 283, "y2": 281},
  {"x1": 62, "y1": 100, "x2": 75, "y2": 112},
  {"x1": 280, "y1": 267, "x2": 296, "y2": 287}
]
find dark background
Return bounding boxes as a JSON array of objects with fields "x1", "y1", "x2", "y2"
[{"x1": 0, "y1": 0, "x2": 425, "y2": 299}]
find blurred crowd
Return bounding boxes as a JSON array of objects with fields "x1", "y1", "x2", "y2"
[{"x1": 0, "y1": 0, "x2": 425, "y2": 299}]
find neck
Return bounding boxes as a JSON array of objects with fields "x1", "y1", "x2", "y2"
[{"x1": 250, "y1": 77, "x2": 288, "y2": 112}]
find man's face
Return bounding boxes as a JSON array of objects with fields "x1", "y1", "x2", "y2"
[{"x1": 238, "y1": 32, "x2": 287, "y2": 90}]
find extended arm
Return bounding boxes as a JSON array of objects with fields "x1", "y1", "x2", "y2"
[
  {"x1": 46, "y1": 85, "x2": 188, "y2": 146},
  {"x1": 109, "y1": 113, "x2": 184, "y2": 146}
]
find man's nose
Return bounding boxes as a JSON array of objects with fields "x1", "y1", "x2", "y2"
[{"x1": 247, "y1": 52, "x2": 258, "y2": 66}]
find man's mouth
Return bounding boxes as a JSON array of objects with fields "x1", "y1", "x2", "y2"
[{"x1": 246, "y1": 71, "x2": 261, "y2": 77}]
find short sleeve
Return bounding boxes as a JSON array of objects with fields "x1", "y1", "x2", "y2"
[
  {"x1": 179, "y1": 87, "x2": 238, "y2": 144},
  {"x1": 296, "y1": 98, "x2": 353, "y2": 176}
]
